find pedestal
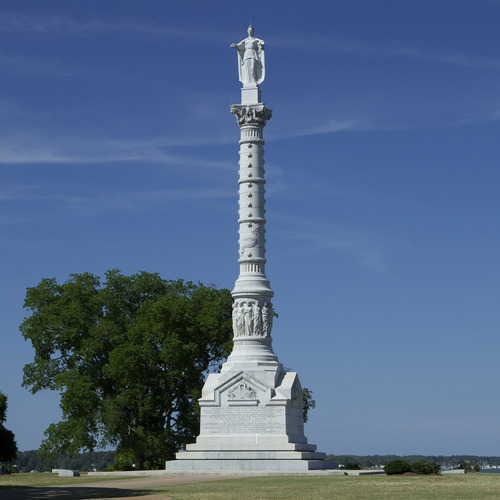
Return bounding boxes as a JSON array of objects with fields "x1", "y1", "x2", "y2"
[{"x1": 165, "y1": 365, "x2": 332, "y2": 471}]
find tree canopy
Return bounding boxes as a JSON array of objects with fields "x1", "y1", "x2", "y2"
[
  {"x1": 302, "y1": 388, "x2": 316, "y2": 423},
  {"x1": 21, "y1": 270, "x2": 233, "y2": 469},
  {"x1": 0, "y1": 391, "x2": 18, "y2": 463}
]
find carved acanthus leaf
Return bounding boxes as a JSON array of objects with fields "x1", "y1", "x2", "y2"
[{"x1": 231, "y1": 104, "x2": 272, "y2": 126}]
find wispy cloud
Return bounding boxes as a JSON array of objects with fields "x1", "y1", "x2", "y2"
[
  {"x1": 392, "y1": 46, "x2": 500, "y2": 69},
  {"x1": 0, "y1": 183, "x2": 43, "y2": 202},
  {"x1": 453, "y1": 106, "x2": 500, "y2": 126},
  {"x1": 2, "y1": 102, "x2": 498, "y2": 166},
  {"x1": 59, "y1": 187, "x2": 234, "y2": 216},
  {"x1": 277, "y1": 226, "x2": 388, "y2": 272},
  {"x1": 1, "y1": 11, "x2": 498, "y2": 70},
  {"x1": 270, "y1": 118, "x2": 371, "y2": 140},
  {"x1": 0, "y1": 51, "x2": 75, "y2": 77},
  {"x1": 0, "y1": 214, "x2": 28, "y2": 226},
  {"x1": 269, "y1": 99, "x2": 500, "y2": 140},
  {"x1": 0, "y1": 179, "x2": 392, "y2": 266},
  {"x1": 0, "y1": 11, "x2": 224, "y2": 42},
  {"x1": 270, "y1": 33, "x2": 500, "y2": 69},
  {"x1": 0, "y1": 133, "x2": 235, "y2": 166},
  {"x1": 271, "y1": 212, "x2": 398, "y2": 272},
  {"x1": 0, "y1": 182, "x2": 234, "y2": 221}
]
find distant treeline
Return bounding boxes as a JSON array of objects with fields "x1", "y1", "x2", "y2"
[
  {"x1": 327, "y1": 455, "x2": 500, "y2": 468},
  {"x1": 14, "y1": 450, "x2": 115, "y2": 473},
  {"x1": 13, "y1": 450, "x2": 500, "y2": 472}
]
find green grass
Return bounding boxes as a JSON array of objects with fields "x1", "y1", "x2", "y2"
[
  {"x1": 0, "y1": 472, "x2": 134, "y2": 489},
  {"x1": 159, "y1": 474, "x2": 500, "y2": 500},
  {"x1": 2, "y1": 472, "x2": 500, "y2": 499}
]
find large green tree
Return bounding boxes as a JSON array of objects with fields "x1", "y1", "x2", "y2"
[
  {"x1": 21, "y1": 270, "x2": 233, "y2": 469},
  {"x1": 0, "y1": 391, "x2": 18, "y2": 463}
]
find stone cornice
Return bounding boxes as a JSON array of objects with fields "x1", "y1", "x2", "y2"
[{"x1": 231, "y1": 104, "x2": 272, "y2": 127}]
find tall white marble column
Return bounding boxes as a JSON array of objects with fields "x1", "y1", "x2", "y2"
[
  {"x1": 223, "y1": 101, "x2": 279, "y2": 371},
  {"x1": 165, "y1": 27, "x2": 334, "y2": 472}
]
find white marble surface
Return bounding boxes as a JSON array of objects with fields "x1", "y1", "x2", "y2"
[
  {"x1": 230, "y1": 26, "x2": 265, "y2": 87},
  {"x1": 165, "y1": 28, "x2": 333, "y2": 472}
]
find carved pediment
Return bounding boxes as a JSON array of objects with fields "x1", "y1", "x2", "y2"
[
  {"x1": 199, "y1": 371, "x2": 273, "y2": 407},
  {"x1": 227, "y1": 381, "x2": 257, "y2": 400}
]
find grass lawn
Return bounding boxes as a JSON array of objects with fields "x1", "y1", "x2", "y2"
[
  {"x1": 160, "y1": 474, "x2": 500, "y2": 500},
  {"x1": 2, "y1": 472, "x2": 500, "y2": 499},
  {"x1": 0, "y1": 472, "x2": 134, "y2": 489}
]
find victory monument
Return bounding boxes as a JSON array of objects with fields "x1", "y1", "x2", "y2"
[{"x1": 166, "y1": 27, "x2": 333, "y2": 472}]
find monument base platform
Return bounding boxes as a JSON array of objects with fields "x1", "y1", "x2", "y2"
[
  {"x1": 166, "y1": 441, "x2": 335, "y2": 472},
  {"x1": 165, "y1": 365, "x2": 334, "y2": 472},
  {"x1": 165, "y1": 456, "x2": 335, "y2": 471}
]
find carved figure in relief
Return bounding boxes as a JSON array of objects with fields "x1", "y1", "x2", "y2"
[
  {"x1": 243, "y1": 302, "x2": 254, "y2": 336},
  {"x1": 240, "y1": 223, "x2": 261, "y2": 259},
  {"x1": 261, "y1": 301, "x2": 273, "y2": 336},
  {"x1": 268, "y1": 302, "x2": 274, "y2": 332},
  {"x1": 232, "y1": 302, "x2": 238, "y2": 333},
  {"x1": 234, "y1": 300, "x2": 272, "y2": 337},
  {"x1": 230, "y1": 25, "x2": 265, "y2": 87},
  {"x1": 253, "y1": 301, "x2": 263, "y2": 336},
  {"x1": 227, "y1": 382, "x2": 257, "y2": 400},
  {"x1": 233, "y1": 302, "x2": 245, "y2": 337}
]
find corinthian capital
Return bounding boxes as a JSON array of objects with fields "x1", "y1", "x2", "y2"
[{"x1": 231, "y1": 104, "x2": 272, "y2": 127}]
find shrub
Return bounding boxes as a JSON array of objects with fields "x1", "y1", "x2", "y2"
[
  {"x1": 385, "y1": 459, "x2": 411, "y2": 475},
  {"x1": 385, "y1": 459, "x2": 441, "y2": 475},
  {"x1": 114, "y1": 449, "x2": 135, "y2": 471},
  {"x1": 411, "y1": 461, "x2": 440, "y2": 475},
  {"x1": 344, "y1": 462, "x2": 361, "y2": 470}
]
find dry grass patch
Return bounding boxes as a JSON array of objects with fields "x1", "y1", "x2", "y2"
[
  {"x1": 2, "y1": 472, "x2": 500, "y2": 500},
  {"x1": 157, "y1": 474, "x2": 500, "y2": 500}
]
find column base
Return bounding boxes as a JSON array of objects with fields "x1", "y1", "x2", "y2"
[{"x1": 165, "y1": 367, "x2": 334, "y2": 472}]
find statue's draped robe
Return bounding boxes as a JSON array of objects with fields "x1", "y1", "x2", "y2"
[{"x1": 235, "y1": 37, "x2": 265, "y2": 86}]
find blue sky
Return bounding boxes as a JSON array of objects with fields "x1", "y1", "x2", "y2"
[{"x1": 1, "y1": 0, "x2": 499, "y2": 456}]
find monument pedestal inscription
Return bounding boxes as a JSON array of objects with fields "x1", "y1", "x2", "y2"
[{"x1": 166, "y1": 26, "x2": 333, "y2": 472}]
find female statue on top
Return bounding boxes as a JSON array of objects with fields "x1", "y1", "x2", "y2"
[{"x1": 231, "y1": 25, "x2": 265, "y2": 87}]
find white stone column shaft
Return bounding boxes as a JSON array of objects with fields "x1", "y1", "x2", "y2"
[{"x1": 224, "y1": 103, "x2": 279, "y2": 369}]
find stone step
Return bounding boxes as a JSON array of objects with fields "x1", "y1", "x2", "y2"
[
  {"x1": 185, "y1": 441, "x2": 318, "y2": 452},
  {"x1": 166, "y1": 458, "x2": 336, "y2": 472},
  {"x1": 175, "y1": 451, "x2": 327, "y2": 460}
]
